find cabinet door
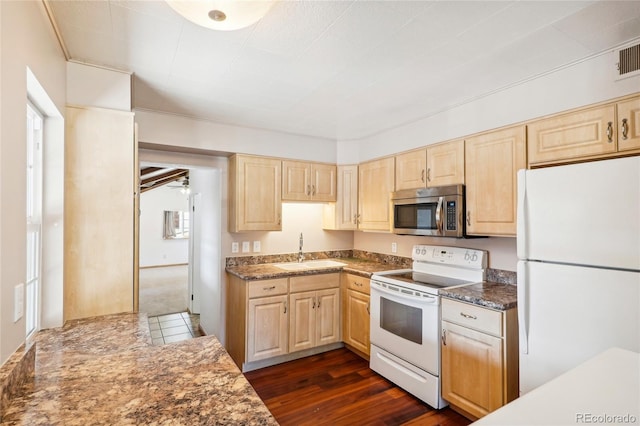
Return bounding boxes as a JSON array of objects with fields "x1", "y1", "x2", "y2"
[
  {"x1": 617, "y1": 96, "x2": 640, "y2": 152},
  {"x1": 426, "y1": 139, "x2": 465, "y2": 187},
  {"x1": 527, "y1": 104, "x2": 617, "y2": 166},
  {"x1": 465, "y1": 126, "x2": 526, "y2": 236},
  {"x1": 358, "y1": 157, "x2": 395, "y2": 231},
  {"x1": 229, "y1": 155, "x2": 282, "y2": 232},
  {"x1": 395, "y1": 149, "x2": 426, "y2": 190},
  {"x1": 289, "y1": 291, "x2": 316, "y2": 352},
  {"x1": 323, "y1": 165, "x2": 358, "y2": 230},
  {"x1": 247, "y1": 295, "x2": 288, "y2": 362},
  {"x1": 282, "y1": 160, "x2": 311, "y2": 201},
  {"x1": 311, "y1": 163, "x2": 337, "y2": 202},
  {"x1": 442, "y1": 321, "x2": 503, "y2": 419},
  {"x1": 316, "y1": 288, "x2": 340, "y2": 346},
  {"x1": 344, "y1": 289, "x2": 370, "y2": 356}
]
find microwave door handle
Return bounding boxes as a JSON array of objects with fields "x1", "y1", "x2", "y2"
[{"x1": 435, "y1": 196, "x2": 444, "y2": 233}]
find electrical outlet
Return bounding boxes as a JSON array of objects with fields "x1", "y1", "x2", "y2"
[
  {"x1": 391, "y1": 242, "x2": 397, "y2": 253},
  {"x1": 253, "y1": 241, "x2": 261, "y2": 252},
  {"x1": 242, "y1": 241, "x2": 250, "y2": 253},
  {"x1": 231, "y1": 242, "x2": 239, "y2": 253}
]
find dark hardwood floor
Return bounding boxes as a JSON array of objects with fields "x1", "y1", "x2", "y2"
[{"x1": 244, "y1": 348, "x2": 471, "y2": 426}]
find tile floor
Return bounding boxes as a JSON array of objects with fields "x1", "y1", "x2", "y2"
[{"x1": 148, "y1": 312, "x2": 202, "y2": 345}]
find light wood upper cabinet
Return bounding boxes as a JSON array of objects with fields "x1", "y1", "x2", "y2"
[
  {"x1": 282, "y1": 160, "x2": 336, "y2": 202},
  {"x1": 395, "y1": 149, "x2": 427, "y2": 190},
  {"x1": 229, "y1": 154, "x2": 282, "y2": 232},
  {"x1": 64, "y1": 106, "x2": 135, "y2": 321},
  {"x1": 441, "y1": 298, "x2": 518, "y2": 420},
  {"x1": 465, "y1": 125, "x2": 526, "y2": 237},
  {"x1": 395, "y1": 140, "x2": 464, "y2": 191},
  {"x1": 617, "y1": 96, "x2": 640, "y2": 152},
  {"x1": 528, "y1": 104, "x2": 617, "y2": 166},
  {"x1": 323, "y1": 164, "x2": 358, "y2": 230},
  {"x1": 358, "y1": 157, "x2": 395, "y2": 231},
  {"x1": 426, "y1": 139, "x2": 465, "y2": 187}
]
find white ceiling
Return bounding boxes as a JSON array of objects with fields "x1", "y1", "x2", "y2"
[{"x1": 48, "y1": 0, "x2": 640, "y2": 141}]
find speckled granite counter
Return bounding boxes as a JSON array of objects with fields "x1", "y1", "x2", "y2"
[
  {"x1": 440, "y1": 281, "x2": 517, "y2": 311},
  {"x1": 226, "y1": 258, "x2": 403, "y2": 281},
  {"x1": 1, "y1": 313, "x2": 277, "y2": 425}
]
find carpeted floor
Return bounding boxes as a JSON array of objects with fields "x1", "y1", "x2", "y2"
[{"x1": 139, "y1": 265, "x2": 189, "y2": 316}]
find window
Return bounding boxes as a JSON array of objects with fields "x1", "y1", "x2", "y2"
[{"x1": 26, "y1": 102, "x2": 43, "y2": 338}]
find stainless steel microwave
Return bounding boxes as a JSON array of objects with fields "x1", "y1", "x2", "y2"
[{"x1": 391, "y1": 185, "x2": 465, "y2": 237}]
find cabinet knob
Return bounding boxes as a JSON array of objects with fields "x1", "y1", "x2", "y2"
[{"x1": 622, "y1": 118, "x2": 629, "y2": 140}]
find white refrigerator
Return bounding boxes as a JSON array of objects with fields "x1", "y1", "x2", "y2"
[{"x1": 517, "y1": 156, "x2": 640, "y2": 395}]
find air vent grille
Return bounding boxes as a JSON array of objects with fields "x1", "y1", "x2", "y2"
[{"x1": 616, "y1": 43, "x2": 640, "y2": 79}]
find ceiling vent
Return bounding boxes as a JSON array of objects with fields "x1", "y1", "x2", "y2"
[{"x1": 615, "y1": 42, "x2": 640, "y2": 80}]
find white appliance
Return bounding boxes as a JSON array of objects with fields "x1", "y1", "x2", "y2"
[
  {"x1": 369, "y1": 245, "x2": 487, "y2": 408},
  {"x1": 517, "y1": 156, "x2": 640, "y2": 395}
]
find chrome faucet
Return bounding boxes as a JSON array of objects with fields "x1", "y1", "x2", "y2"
[{"x1": 298, "y1": 232, "x2": 304, "y2": 263}]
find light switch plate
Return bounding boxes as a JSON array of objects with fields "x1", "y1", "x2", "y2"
[
  {"x1": 242, "y1": 241, "x2": 250, "y2": 253},
  {"x1": 231, "y1": 242, "x2": 239, "y2": 253},
  {"x1": 14, "y1": 283, "x2": 24, "y2": 323},
  {"x1": 391, "y1": 242, "x2": 397, "y2": 253},
  {"x1": 253, "y1": 241, "x2": 261, "y2": 252}
]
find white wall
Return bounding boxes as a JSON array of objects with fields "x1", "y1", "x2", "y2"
[
  {"x1": 66, "y1": 62, "x2": 131, "y2": 112},
  {"x1": 345, "y1": 50, "x2": 640, "y2": 164},
  {"x1": 135, "y1": 110, "x2": 337, "y2": 163},
  {"x1": 139, "y1": 185, "x2": 189, "y2": 267},
  {"x1": 0, "y1": 1, "x2": 67, "y2": 366}
]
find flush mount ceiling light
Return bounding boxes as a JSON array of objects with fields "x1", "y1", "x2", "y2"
[{"x1": 165, "y1": 0, "x2": 274, "y2": 31}]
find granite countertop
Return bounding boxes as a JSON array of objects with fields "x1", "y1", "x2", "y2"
[
  {"x1": 1, "y1": 313, "x2": 277, "y2": 425},
  {"x1": 440, "y1": 281, "x2": 518, "y2": 311},
  {"x1": 226, "y1": 257, "x2": 404, "y2": 281}
]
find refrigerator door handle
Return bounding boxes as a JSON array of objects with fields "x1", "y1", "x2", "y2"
[
  {"x1": 516, "y1": 169, "x2": 527, "y2": 260},
  {"x1": 517, "y1": 260, "x2": 529, "y2": 354}
]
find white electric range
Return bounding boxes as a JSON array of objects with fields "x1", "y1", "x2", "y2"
[{"x1": 369, "y1": 244, "x2": 487, "y2": 408}]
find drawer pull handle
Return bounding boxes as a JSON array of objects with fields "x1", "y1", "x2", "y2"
[
  {"x1": 284, "y1": 301, "x2": 287, "y2": 314},
  {"x1": 607, "y1": 121, "x2": 613, "y2": 143},
  {"x1": 355, "y1": 282, "x2": 362, "y2": 287},
  {"x1": 441, "y1": 329, "x2": 447, "y2": 346},
  {"x1": 460, "y1": 312, "x2": 477, "y2": 320},
  {"x1": 263, "y1": 286, "x2": 276, "y2": 291},
  {"x1": 366, "y1": 303, "x2": 370, "y2": 315}
]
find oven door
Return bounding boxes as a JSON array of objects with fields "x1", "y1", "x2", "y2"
[{"x1": 370, "y1": 280, "x2": 440, "y2": 375}]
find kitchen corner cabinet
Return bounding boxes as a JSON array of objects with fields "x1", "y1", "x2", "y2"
[
  {"x1": 527, "y1": 95, "x2": 640, "y2": 166},
  {"x1": 289, "y1": 274, "x2": 340, "y2": 353},
  {"x1": 395, "y1": 140, "x2": 465, "y2": 191},
  {"x1": 282, "y1": 160, "x2": 337, "y2": 202},
  {"x1": 465, "y1": 125, "x2": 526, "y2": 236},
  {"x1": 341, "y1": 273, "x2": 370, "y2": 358},
  {"x1": 323, "y1": 164, "x2": 359, "y2": 230},
  {"x1": 358, "y1": 157, "x2": 395, "y2": 231},
  {"x1": 228, "y1": 154, "x2": 282, "y2": 232},
  {"x1": 441, "y1": 298, "x2": 518, "y2": 421}
]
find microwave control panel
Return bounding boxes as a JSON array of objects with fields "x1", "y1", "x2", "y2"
[{"x1": 446, "y1": 201, "x2": 457, "y2": 230}]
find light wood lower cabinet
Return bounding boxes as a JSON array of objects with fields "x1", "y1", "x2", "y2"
[
  {"x1": 441, "y1": 298, "x2": 518, "y2": 421},
  {"x1": 341, "y1": 273, "x2": 371, "y2": 357},
  {"x1": 289, "y1": 288, "x2": 340, "y2": 352},
  {"x1": 247, "y1": 294, "x2": 288, "y2": 362}
]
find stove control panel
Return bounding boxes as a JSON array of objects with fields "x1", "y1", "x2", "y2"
[{"x1": 412, "y1": 245, "x2": 487, "y2": 269}]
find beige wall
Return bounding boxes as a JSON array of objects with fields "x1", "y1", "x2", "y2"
[{"x1": 0, "y1": 1, "x2": 67, "y2": 365}]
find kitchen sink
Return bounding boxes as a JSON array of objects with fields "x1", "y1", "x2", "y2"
[{"x1": 272, "y1": 260, "x2": 347, "y2": 271}]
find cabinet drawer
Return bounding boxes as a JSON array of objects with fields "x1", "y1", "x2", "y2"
[
  {"x1": 290, "y1": 273, "x2": 340, "y2": 293},
  {"x1": 248, "y1": 278, "x2": 288, "y2": 298},
  {"x1": 442, "y1": 298, "x2": 503, "y2": 337},
  {"x1": 343, "y1": 273, "x2": 370, "y2": 295}
]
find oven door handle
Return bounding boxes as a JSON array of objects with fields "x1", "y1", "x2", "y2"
[
  {"x1": 371, "y1": 282, "x2": 438, "y2": 304},
  {"x1": 435, "y1": 196, "x2": 444, "y2": 234}
]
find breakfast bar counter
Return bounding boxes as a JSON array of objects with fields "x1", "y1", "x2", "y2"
[{"x1": 1, "y1": 313, "x2": 277, "y2": 425}]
